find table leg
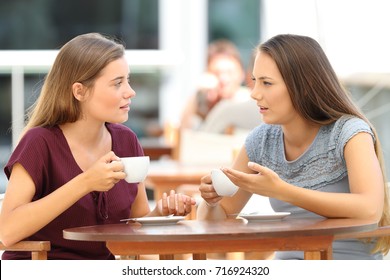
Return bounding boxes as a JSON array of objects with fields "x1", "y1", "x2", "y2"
[
  {"x1": 226, "y1": 252, "x2": 245, "y2": 260},
  {"x1": 117, "y1": 255, "x2": 139, "y2": 260},
  {"x1": 32, "y1": 251, "x2": 48, "y2": 260},
  {"x1": 320, "y1": 245, "x2": 333, "y2": 259},
  {"x1": 107, "y1": 235, "x2": 335, "y2": 260},
  {"x1": 192, "y1": 253, "x2": 206, "y2": 260},
  {"x1": 304, "y1": 247, "x2": 332, "y2": 260},
  {"x1": 159, "y1": 254, "x2": 174, "y2": 260}
]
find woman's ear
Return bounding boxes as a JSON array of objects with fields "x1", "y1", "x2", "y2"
[{"x1": 72, "y1": 82, "x2": 86, "y2": 101}]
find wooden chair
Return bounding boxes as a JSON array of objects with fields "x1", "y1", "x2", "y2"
[
  {"x1": 176, "y1": 129, "x2": 246, "y2": 165},
  {"x1": 0, "y1": 241, "x2": 51, "y2": 260}
]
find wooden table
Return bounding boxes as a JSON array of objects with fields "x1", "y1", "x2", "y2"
[
  {"x1": 63, "y1": 217, "x2": 377, "y2": 260},
  {"x1": 145, "y1": 160, "x2": 214, "y2": 201},
  {"x1": 139, "y1": 137, "x2": 174, "y2": 160}
]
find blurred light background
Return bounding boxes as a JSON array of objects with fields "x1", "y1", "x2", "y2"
[{"x1": 1, "y1": 0, "x2": 390, "y2": 193}]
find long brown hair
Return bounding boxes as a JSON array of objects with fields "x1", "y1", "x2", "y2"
[
  {"x1": 259, "y1": 34, "x2": 389, "y2": 254},
  {"x1": 23, "y1": 33, "x2": 125, "y2": 133}
]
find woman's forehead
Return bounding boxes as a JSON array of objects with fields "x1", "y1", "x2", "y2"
[{"x1": 253, "y1": 52, "x2": 280, "y2": 77}]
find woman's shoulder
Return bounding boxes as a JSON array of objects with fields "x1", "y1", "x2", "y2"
[
  {"x1": 321, "y1": 115, "x2": 374, "y2": 160},
  {"x1": 16, "y1": 126, "x2": 69, "y2": 155},
  {"x1": 5, "y1": 127, "x2": 60, "y2": 179},
  {"x1": 25, "y1": 125, "x2": 55, "y2": 135},
  {"x1": 245, "y1": 124, "x2": 282, "y2": 158},
  {"x1": 248, "y1": 123, "x2": 281, "y2": 139},
  {"x1": 328, "y1": 115, "x2": 374, "y2": 145},
  {"x1": 334, "y1": 115, "x2": 371, "y2": 131},
  {"x1": 21, "y1": 126, "x2": 61, "y2": 143}
]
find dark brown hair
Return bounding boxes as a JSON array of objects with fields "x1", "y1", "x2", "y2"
[{"x1": 260, "y1": 34, "x2": 361, "y2": 124}]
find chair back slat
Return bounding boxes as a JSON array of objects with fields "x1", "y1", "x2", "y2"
[{"x1": 0, "y1": 241, "x2": 50, "y2": 260}]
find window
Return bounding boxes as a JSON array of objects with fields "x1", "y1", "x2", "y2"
[
  {"x1": 208, "y1": 0, "x2": 260, "y2": 69},
  {"x1": 0, "y1": 0, "x2": 159, "y2": 50},
  {"x1": 0, "y1": 0, "x2": 160, "y2": 193}
]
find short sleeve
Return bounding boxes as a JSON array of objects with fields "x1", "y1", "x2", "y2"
[
  {"x1": 4, "y1": 128, "x2": 51, "y2": 192},
  {"x1": 335, "y1": 116, "x2": 375, "y2": 160}
]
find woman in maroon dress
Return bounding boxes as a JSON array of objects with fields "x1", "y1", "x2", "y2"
[{"x1": 0, "y1": 33, "x2": 195, "y2": 259}]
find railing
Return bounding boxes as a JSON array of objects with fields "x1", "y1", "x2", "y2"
[
  {"x1": 0, "y1": 50, "x2": 183, "y2": 148},
  {"x1": 0, "y1": 50, "x2": 183, "y2": 73}
]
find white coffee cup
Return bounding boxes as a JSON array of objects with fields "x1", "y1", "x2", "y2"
[
  {"x1": 120, "y1": 156, "x2": 150, "y2": 183},
  {"x1": 211, "y1": 169, "x2": 239, "y2": 197}
]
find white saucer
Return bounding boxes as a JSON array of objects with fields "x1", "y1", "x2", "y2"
[
  {"x1": 238, "y1": 212, "x2": 291, "y2": 222},
  {"x1": 120, "y1": 216, "x2": 185, "y2": 225}
]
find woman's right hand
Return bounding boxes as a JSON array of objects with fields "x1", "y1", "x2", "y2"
[
  {"x1": 199, "y1": 173, "x2": 223, "y2": 207},
  {"x1": 83, "y1": 151, "x2": 126, "y2": 192}
]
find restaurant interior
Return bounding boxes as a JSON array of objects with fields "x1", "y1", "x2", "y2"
[{"x1": 0, "y1": 0, "x2": 390, "y2": 260}]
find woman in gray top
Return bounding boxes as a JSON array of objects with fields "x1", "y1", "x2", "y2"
[{"x1": 197, "y1": 34, "x2": 390, "y2": 259}]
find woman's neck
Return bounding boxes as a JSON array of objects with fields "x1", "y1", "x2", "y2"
[
  {"x1": 282, "y1": 119, "x2": 321, "y2": 161},
  {"x1": 59, "y1": 120, "x2": 111, "y2": 151},
  {"x1": 59, "y1": 121, "x2": 112, "y2": 171}
]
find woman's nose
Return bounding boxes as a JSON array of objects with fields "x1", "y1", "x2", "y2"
[
  {"x1": 125, "y1": 85, "x2": 136, "y2": 98},
  {"x1": 251, "y1": 86, "x2": 262, "y2": 101}
]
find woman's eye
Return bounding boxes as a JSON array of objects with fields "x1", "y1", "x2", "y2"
[{"x1": 263, "y1": 81, "x2": 272, "y2": 86}]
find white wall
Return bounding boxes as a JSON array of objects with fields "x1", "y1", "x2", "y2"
[
  {"x1": 160, "y1": 0, "x2": 390, "y2": 125},
  {"x1": 260, "y1": 0, "x2": 390, "y2": 179},
  {"x1": 158, "y1": 0, "x2": 208, "y2": 126},
  {"x1": 261, "y1": 0, "x2": 390, "y2": 77}
]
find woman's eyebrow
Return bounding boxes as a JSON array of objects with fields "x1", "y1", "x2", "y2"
[
  {"x1": 254, "y1": 75, "x2": 273, "y2": 80},
  {"x1": 110, "y1": 75, "x2": 126, "y2": 82}
]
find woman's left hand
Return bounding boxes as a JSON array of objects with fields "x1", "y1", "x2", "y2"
[
  {"x1": 157, "y1": 190, "x2": 196, "y2": 216},
  {"x1": 222, "y1": 162, "x2": 281, "y2": 197}
]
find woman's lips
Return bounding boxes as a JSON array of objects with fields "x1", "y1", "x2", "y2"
[
  {"x1": 120, "y1": 104, "x2": 130, "y2": 110},
  {"x1": 259, "y1": 106, "x2": 268, "y2": 113}
]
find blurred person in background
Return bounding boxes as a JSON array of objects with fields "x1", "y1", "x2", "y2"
[{"x1": 180, "y1": 39, "x2": 261, "y2": 134}]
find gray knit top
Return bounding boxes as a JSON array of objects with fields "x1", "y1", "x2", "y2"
[{"x1": 245, "y1": 115, "x2": 382, "y2": 259}]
